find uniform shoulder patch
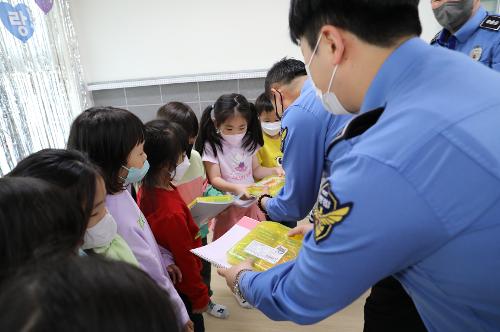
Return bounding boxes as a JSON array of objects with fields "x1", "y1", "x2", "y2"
[
  {"x1": 480, "y1": 15, "x2": 500, "y2": 31},
  {"x1": 280, "y1": 127, "x2": 288, "y2": 153},
  {"x1": 312, "y1": 182, "x2": 353, "y2": 243}
]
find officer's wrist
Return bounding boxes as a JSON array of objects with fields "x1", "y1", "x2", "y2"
[{"x1": 232, "y1": 269, "x2": 252, "y2": 302}]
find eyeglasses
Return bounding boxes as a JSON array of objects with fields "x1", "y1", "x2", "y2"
[{"x1": 272, "y1": 90, "x2": 284, "y2": 120}]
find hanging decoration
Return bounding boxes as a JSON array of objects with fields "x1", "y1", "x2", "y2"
[
  {"x1": 0, "y1": 2, "x2": 34, "y2": 43},
  {"x1": 0, "y1": 0, "x2": 90, "y2": 176},
  {"x1": 34, "y1": 0, "x2": 53, "y2": 15}
]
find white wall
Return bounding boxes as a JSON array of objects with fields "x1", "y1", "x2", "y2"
[
  {"x1": 70, "y1": 0, "x2": 442, "y2": 84},
  {"x1": 419, "y1": 1, "x2": 442, "y2": 42},
  {"x1": 70, "y1": 0, "x2": 301, "y2": 84}
]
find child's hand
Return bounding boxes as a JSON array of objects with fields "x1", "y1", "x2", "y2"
[
  {"x1": 234, "y1": 184, "x2": 251, "y2": 200},
  {"x1": 274, "y1": 166, "x2": 285, "y2": 177},
  {"x1": 288, "y1": 223, "x2": 314, "y2": 237},
  {"x1": 184, "y1": 321, "x2": 194, "y2": 332},
  {"x1": 167, "y1": 264, "x2": 182, "y2": 284}
]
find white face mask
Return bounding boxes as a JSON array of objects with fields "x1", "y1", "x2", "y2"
[
  {"x1": 261, "y1": 121, "x2": 281, "y2": 136},
  {"x1": 82, "y1": 212, "x2": 117, "y2": 250},
  {"x1": 171, "y1": 154, "x2": 191, "y2": 182},
  {"x1": 306, "y1": 34, "x2": 350, "y2": 115},
  {"x1": 221, "y1": 132, "x2": 245, "y2": 146}
]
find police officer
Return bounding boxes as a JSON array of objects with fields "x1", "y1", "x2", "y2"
[
  {"x1": 257, "y1": 59, "x2": 350, "y2": 228},
  {"x1": 218, "y1": 1, "x2": 500, "y2": 331},
  {"x1": 431, "y1": 0, "x2": 500, "y2": 71}
]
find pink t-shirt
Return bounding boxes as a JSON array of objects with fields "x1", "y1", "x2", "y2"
[{"x1": 202, "y1": 141, "x2": 257, "y2": 185}]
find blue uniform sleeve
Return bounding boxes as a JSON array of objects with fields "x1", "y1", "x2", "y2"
[
  {"x1": 240, "y1": 155, "x2": 449, "y2": 324},
  {"x1": 265, "y1": 107, "x2": 329, "y2": 222}
]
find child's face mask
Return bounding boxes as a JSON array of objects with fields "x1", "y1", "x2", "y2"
[
  {"x1": 82, "y1": 212, "x2": 117, "y2": 249},
  {"x1": 171, "y1": 154, "x2": 191, "y2": 182},
  {"x1": 261, "y1": 121, "x2": 281, "y2": 136},
  {"x1": 221, "y1": 132, "x2": 245, "y2": 146},
  {"x1": 121, "y1": 160, "x2": 150, "y2": 185}
]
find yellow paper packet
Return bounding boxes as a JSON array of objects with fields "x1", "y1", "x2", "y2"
[{"x1": 227, "y1": 221, "x2": 303, "y2": 271}]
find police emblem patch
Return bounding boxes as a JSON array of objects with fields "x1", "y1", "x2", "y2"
[
  {"x1": 312, "y1": 182, "x2": 352, "y2": 243},
  {"x1": 480, "y1": 15, "x2": 500, "y2": 31},
  {"x1": 470, "y1": 46, "x2": 483, "y2": 61},
  {"x1": 280, "y1": 127, "x2": 288, "y2": 153}
]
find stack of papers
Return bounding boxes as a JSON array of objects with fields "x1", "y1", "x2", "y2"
[
  {"x1": 227, "y1": 221, "x2": 303, "y2": 271},
  {"x1": 191, "y1": 217, "x2": 259, "y2": 268},
  {"x1": 248, "y1": 176, "x2": 285, "y2": 197},
  {"x1": 190, "y1": 217, "x2": 303, "y2": 271},
  {"x1": 188, "y1": 195, "x2": 235, "y2": 227}
]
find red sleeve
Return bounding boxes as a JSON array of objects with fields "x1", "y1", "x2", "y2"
[{"x1": 154, "y1": 209, "x2": 209, "y2": 311}]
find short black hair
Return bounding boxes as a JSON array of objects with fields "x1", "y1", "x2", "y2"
[
  {"x1": 157, "y1": 102, "x2": 199, "y2": 139},
  {"x1": 195, "y1": 93, "x2": 263, "y2": 158},
  {"x1": 0, "y1": 255, "x2": 181, "y2": 332},
  {"x1": 289, "y1": 0, "x2": 421, "y2": 48},
  {"x1": 255, "y1": 93, "x2": 275, "y2": 116},
  {"x1": 142, "y1": 119, "x2": 188, "y2": 190},
  {"x1": 67, "y1": 107, "x2": 145, "y2": 194},
  {"x1": 0, "y1": 177, "x2": 85, "y2": 284},
  {"x1": 264, "y1": 58, "x2": 307, "y2": 96},
  {"x1": 8, "y1": 149, "x2": 101, "y2": 223}
]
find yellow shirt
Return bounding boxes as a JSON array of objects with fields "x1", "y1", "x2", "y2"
[{"x1": 257, "y1": 133, "x2": 283, "y2": 168}]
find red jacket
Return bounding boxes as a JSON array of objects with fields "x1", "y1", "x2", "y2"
[{"x1": 138, "y1": 186, "x2": 209, "y2": 310}]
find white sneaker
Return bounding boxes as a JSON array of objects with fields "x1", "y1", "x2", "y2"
[
  {"x1": 233, "y1": 292, "x2": 253, "y2": 309},
  {"x1": 206, "y1": 301, "x2": 229, "y2": 319}
]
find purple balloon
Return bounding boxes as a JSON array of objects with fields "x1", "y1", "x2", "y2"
[{"x1": 35, "y1": 0, "x2": 53, "y2": 14}]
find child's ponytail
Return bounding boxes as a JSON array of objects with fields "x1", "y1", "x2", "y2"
[
  {"x1": 195, "y1": 104, "x2": 222, "y2": 158},
  {"x1": 243, "y1": 100, "x2": 264, "y2": 153}
]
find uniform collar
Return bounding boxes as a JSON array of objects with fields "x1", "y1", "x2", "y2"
[
  {"x1": 454, "y1": 6, "x2": 488, "y2": 42},
  {"x1": 361, "y1": 37, "x2": 427, "y2": 114},
  {"x1": 300, "y1": 78, "x2": 313, "y2": 95},
  {"x1": 283, "y1": 77, "x2": 312, "y2": 118}
]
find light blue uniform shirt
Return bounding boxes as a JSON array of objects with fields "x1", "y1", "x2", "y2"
[
  {"x1": 266, "y1": 79, "x2": 350, "y2": 223},
  {"x1": 240, "y1": 38, "x2": 500, "y2": 331},
  {"x1": 431, "y1": 6, "x2": 500, "y2": 71}
]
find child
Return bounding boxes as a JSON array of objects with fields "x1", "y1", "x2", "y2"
[
  {"x1": 0, "y1": 177, "x2": 85, "y2": 284},
  {"x1": 8, "y1": 149, "x2": 138, "y2": 266},
  {"x1": 195, "y1": 93, "x2": 283, "y2": 242},
  {"x1": 67, "y1": 107, "x2": 191, "y2": 332},
  {"x1": 0, "y1": 256, "x2": 182, "y2": 332},
  {"x1": 157, "y1": 102, "x2": 207, "y2": 204},
  {"x1": 157, "y1": 102, "x2": 229, "y2": 319},
  {"x1": 255, "y1": 93, "x2": 284, "y2": 168},
  {"x1": 137, "y1": 120, "x2": 209, "y2": 332}
]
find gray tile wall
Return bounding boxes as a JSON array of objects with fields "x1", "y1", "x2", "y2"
[{"x1": 91, "y1": 77, "x2": 265, "y2": 123}]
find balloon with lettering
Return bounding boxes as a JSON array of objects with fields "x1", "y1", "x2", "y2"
[
  {"x1": 0, "y1": 2, "x2": 34, "y2": 43},
  {"x1": 35, "y1": 0, "x2": 53, "y2": 14}
]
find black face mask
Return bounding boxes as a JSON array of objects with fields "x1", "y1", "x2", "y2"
[{"x1": 186, "y1": 144, "x2": 194, "y2": 159}]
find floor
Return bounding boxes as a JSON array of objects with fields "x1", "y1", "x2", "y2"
[
  {"x1": 205, "y1": 278, "x2": 368, "y2": 331},
  {"x1": 203, "y1": 223, "x2": 368, "y2": 331}
]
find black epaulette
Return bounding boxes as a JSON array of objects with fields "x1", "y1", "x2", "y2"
[
  {"x1": 327, "y1": 108, "x2": 384, "y2": 156},
  {"x1": 430, "y1": 31, "x2": 441, "y2": 45},
  {"x1": 480, "y1": 15, "x2": 500, "y2": 31}
]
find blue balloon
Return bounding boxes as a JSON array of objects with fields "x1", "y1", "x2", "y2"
[{"x1": 0, "y1": 2, "x2": 34, "y2": 43}]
